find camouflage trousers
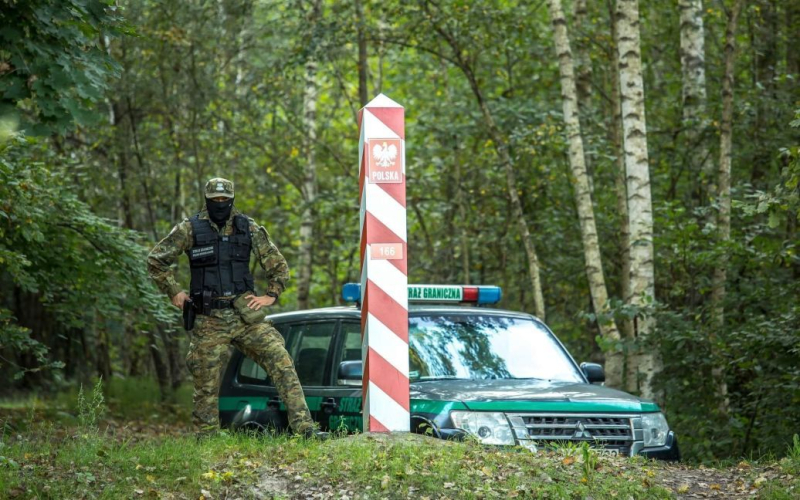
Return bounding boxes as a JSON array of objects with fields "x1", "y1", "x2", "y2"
[{"x1": 186, "y1": 308, "x2": 314, "y2": 435}]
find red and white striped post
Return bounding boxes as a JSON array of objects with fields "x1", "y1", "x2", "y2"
[{"x1": 357, "y1": 94, "x2": 409, "y2": 432}]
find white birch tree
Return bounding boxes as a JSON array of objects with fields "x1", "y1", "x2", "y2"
[
  {"x1": 679, "y1": 0, "x2": 713, "y2": 195},
  {"x1": 547, "y1": 0, "x2": 623, "y2": 387},
  {"x1": 615, "y1": 0, "x2": 658, "y2": 399},
  {"x1": 296, "y1": 0, "x2": 322, "y2": 309}
]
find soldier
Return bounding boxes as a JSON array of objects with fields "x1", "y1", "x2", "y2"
[{"x1": 147, "y1": 177, "x2": 327, "y2": 439}]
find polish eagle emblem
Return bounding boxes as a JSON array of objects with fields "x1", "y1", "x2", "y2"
[{"x1": 372, "y1": 141, "x2": 398, "y2": 168}]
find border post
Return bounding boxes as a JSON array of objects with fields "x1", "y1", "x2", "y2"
[{"x1": 357, "y1": 94, "x2": 409, "y2": 432}]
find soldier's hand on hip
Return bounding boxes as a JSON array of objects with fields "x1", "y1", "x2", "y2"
[
  {"x1": 245, "y1": 294, "x2": 275, "y2": 310},
  {"x1": 172, "y1": 291, "x2": 189, "y2": 309}
]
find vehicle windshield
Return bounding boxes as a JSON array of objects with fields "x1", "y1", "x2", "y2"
[{"x1": 409, "y1": 315, "x2": 583, "y2": 383}]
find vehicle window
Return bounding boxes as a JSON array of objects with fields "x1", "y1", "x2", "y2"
[
  {"x1": 409, "y1": 315, "x2": 583, "y2": 383},
  {"x1": 289, "y1": 322, "x2": 337, "y2": 386},
  {"x1": 333, "y1": 323, "x2": 362, "y2": 381},
  {"x1": 237, "y1": 323, "x2": 289, "y2": 386}
]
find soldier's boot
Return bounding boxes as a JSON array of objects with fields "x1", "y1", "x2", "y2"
[{"x1": 302, "y1": 428, "x2": 331, "y2": 440}]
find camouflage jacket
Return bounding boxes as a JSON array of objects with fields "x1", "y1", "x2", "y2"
[{"x1": 147, "y1": 208, "x2": 289, "y2": 299}]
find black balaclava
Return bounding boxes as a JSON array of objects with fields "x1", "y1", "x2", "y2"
[{"x1": 206, "y1": 198, "x2": 234, "y2": 227}]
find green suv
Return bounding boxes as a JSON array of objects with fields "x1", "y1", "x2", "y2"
[{"x1": 218, "y1": 285, "x2": 679, "y2": 461}]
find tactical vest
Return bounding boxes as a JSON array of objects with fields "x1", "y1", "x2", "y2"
[{"x1": 187, "y1": 214, "x2": 254, "y2": 298}]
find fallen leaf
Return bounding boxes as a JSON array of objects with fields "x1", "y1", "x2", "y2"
[
  {"x1": 481, "y1": 466, "x2": 493, "y2": 476},
  {"x1": 710, "y1": 484, "x2": 721, "y2": 491},
  {"x1": 444, "y1": 482, "x2": 455, "y2": 489},
  {"x1": 381, "y1": 475, "x2": 390, "y2": 489},
  {"x1": 677, "y1": 484, "x2": 690, "y2": 494},
  {"x1": 754, "y1": 476, "x2": 767, "y2": 487},
  {"x1": 146, "y1": 475, "x2": 155, "y2": 483},
  {"x1": 562, "y1": 456, "x2": 575, "y2": 466}
]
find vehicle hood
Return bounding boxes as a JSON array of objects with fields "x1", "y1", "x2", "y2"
[{"x1": 410, "y1": 379, "x2": 659, "y2": 413}]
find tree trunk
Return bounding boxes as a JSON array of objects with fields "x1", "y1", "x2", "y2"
[
  {"x1": 606, "y1": 0, "x2": 633, "y2": 352},
  {"x1": 548, "y1": 0, "x2": 623, "y2": 388},
  {"x1": 615, "y1": 0, "x2": 659, "y2": 399},
  {"x1": 356, "y1": 0, "x2": 369, "y2": 107},
  {"x1": 679, "y1": 0, "x2": 714, "y2": 199},
  {"x1": 147, "y1": 329, "x2": 170, "y2": 402},
  {"x1": 710, "y1": 0, "x2": 744, "y2": 415},
  {"x1": 296, "y1": 0, "x2": 322, "y2": 310},
  {"x1": 573, "y1": 0, "x2": 594, "y2": 189},
  {"x1": 95, "y1": 324, "x2": 112, "y2": 382},
  {"x1": 573, "y1": 0, "x2": 593, "y2": 111},
  {"x1": 453, "y1": 150, "x2": 471, "y2": 284},
  {"x1": 160, "y1": 327, "x2": 183, "y2": 395}
]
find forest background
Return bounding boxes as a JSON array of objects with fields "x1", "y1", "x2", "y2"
[{"x1": 0, "y1": 0, "x2": 798, "y2": 463}]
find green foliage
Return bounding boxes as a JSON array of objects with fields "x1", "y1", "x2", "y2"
[
  {"x1": 77, "y1": 378, "x2": 105, "y2": 429},
  {"x1": 0, "y1": 309, "x2": 63, "y2": 379},
  {"x1": 0, "y1": 0, "x2": 127, "y2": 135},
  {"x1": 735, "y1": 109, "x2": 800, "y2": 229},
  {"x1": 0, "y1": 137, "x2": 174, "y2": 382}
]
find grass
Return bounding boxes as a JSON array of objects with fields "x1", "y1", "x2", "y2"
[
  {"x1": 1, "y1": 429, "x2": 681, "y2": 499},
  {"x1": 0, "y1": 381, "x2": 799, "y2": 499}
]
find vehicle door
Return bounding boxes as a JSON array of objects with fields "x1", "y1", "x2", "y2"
[
  {"x1": 325, "y1": 321, "x2": 365, "y2": 433},
  {"x1": 283, "y1": 319, "x2": 339, "y2": 430},
  {"x1": 220, "y1": 322, "x2": 291, "y2": 430}
]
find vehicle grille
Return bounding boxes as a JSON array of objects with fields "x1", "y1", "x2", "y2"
[{"x1": 507, "y1": 413, "x2": 635, "y2": 453}]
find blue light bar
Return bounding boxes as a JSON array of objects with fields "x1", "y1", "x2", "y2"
[
  {"x1": 478, "y1": 286, "x2": 502, "y2": 305},
  {"x1": 342, "y1": 283, "x2": 361, "y2": 303},
  {"x1": 340, "y1": 283, "x2": 502, "y2": 305}
]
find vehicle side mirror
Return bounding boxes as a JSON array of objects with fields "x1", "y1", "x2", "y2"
[
  {"x1": 337, "y1": 360, "x2": 363, "y2": 386},
  {"x1": 580, "y1": 362, "x2": 605, "y2": 384}
]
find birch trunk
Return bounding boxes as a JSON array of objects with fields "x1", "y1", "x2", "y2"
[
  {"x1": 548, "y1": 0, "x2": 623, "y2": 388},
  {"x1": 615, "y1": 0, "x2": 659, "y2": 399},
  {"x1": 297, "y1": 57, "x2": 317, "y2": 310},
  {"x1": 710, "y1": 0, "x2": 744, "y2": 414},
  {"x1": 606, "y1": 0, "x2": 635, "y2": 389},
  {"x1": 679, "y1": 0, "x2": 713, "y2": 196},
  {"x1": 573, "y1": 0, "x2": 593, "y2": 109},
  {"x1": 296, "y1": 0, "x2": 322, "y2": 310},
  {"x1": 573, "y1": 0, "x2": 594, "y2": 192}
]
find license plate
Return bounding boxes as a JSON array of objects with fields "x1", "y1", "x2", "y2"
[{"x1": 594, "y1": 448, "x2": 620, "y2": 457}]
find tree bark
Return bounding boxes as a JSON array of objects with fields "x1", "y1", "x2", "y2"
[
  {"x1": 710, "y1": 0, "x2": 744, "y2": 415},
  {"x1": 548, "y1": 0, "x2": 623, "y2": 388},
  {"x1": 160, "y1": 326, "x2": 183, "y2": 395},
  {"x1": 296, "y1": 0, "x2": 322, "y2": 310},
  {"x1": 356, "y1": 0, "x2": 369, "y2": 107},
  {"x1": 573, "y1": 0, "x2": 593, "y2": 111},
  {"x1": 615, "y1": 0, "x2": 659, "y2": 399},
  {"x1": 606, "y1": 0, "x2": 633, "y2": 345},
  {"x1": 679, "y1": 0, "x2": 714, "y2": 198},
  {"x1": 573, "y1": 0, "x2": 594, "y2": 190},
  {"x1": 147, "y1": 329, "x2": 170, "y2": 402},
  {"x1": 453, "y1": 147, "x2": 471, "y2": 284}
]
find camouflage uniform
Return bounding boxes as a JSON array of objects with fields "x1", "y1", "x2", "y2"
[{"x1": 147, "y1": 179, "x2": 314, "y2": 435}]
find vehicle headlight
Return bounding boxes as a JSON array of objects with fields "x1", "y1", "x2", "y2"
[
  {"x1": 450, "y1": 411, "x2": 515, "y2": 445},
  {"x1": 642, "y1": 412, "x2": 669, "y2": 447}
]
